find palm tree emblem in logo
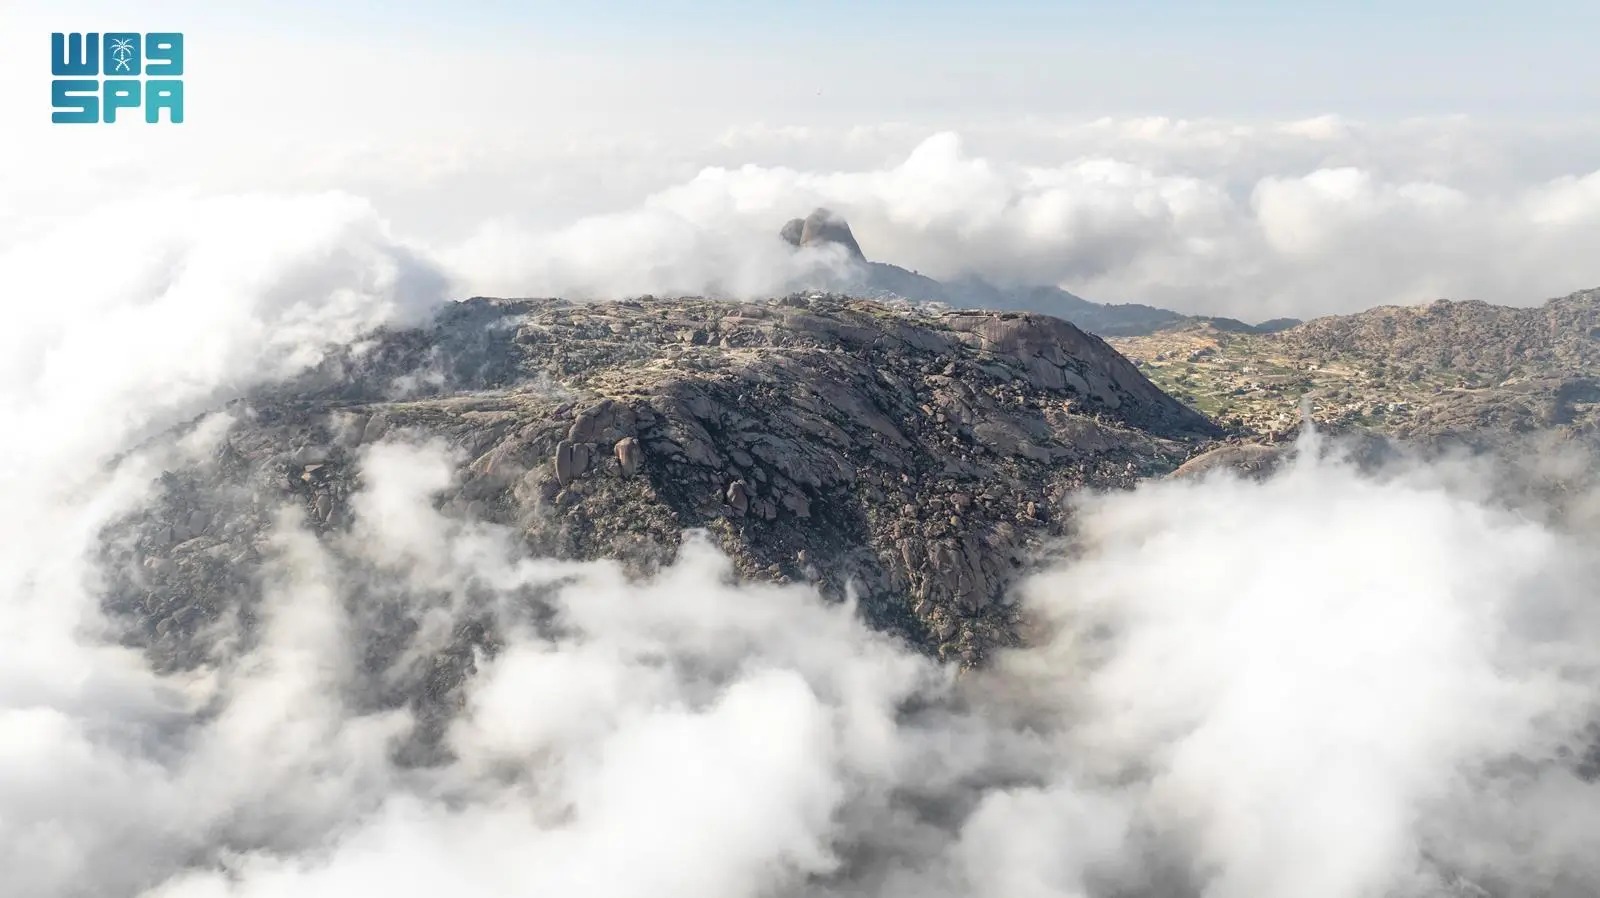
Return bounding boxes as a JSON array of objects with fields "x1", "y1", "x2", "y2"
[{"x1": 110, "y1": 37, "x2": 136, "y2": 72}]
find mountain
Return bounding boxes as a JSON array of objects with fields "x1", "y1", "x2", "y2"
[
  {"x1": 99, "y1": 295, "x2": 1218, "y2": 744},
  {"x1": 779, "y1": 208, "x2": 867, "y2": 260},
  {"x1": 1276, "y1": 289, "x2": 1600, "y2": 376},
  {"x1": 1110, "y1": 287, "x2": 1600, "y2": 447},
  {"x1": 87, "y1": 201, "x2": 1600, "y2": 764},
  {"x1": 779, "y1": 207, "x2": 1300, "y2": 337}
]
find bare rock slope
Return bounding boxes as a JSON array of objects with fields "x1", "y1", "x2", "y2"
[{"x1": 103, "y1": 295, "x2": 1218, "y2": 710}]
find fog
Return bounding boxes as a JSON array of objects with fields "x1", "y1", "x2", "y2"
[
  {"x1": 443, "y1": 128, "x2": 1600, "y2": 320},
  {"x1": 2, "y1": 198, "x2": 1600, "y2": 897},
  {"x1": 9, "y1": 116, "x2": 1600, "y2": 319}
]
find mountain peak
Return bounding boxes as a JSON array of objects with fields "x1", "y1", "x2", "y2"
[{"x1": 780, "y1": 207, "x2": 865, "y2": 259}]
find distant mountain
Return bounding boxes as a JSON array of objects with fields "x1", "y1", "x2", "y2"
[
  {"x1": 1276, "y1": 290, "x2": 1600, "y2": 377},
  {"x1": 779, "y1": 207, "x2": 1299, "y2": 337},
  {"x1": 1109, "y1": 288, "x2": 1600, "y2": 446}
]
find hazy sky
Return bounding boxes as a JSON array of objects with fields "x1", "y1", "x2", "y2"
[
  {"x1": 4, "y1": 1, "x2": 1600, "y2": 317},
  {"x1": 12, "y1": 1, "x2": 1600, "y2": 129}
]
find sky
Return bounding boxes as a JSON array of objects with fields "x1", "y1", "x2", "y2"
[
  {"x1": 14, "y1": 0, "x2": 1598, "y2": 119},
  {"x1": 3, "y1": 1, "x2": 1600, "y2": 318}
]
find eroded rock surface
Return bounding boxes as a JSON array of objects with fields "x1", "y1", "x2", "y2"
[{"x1": 100, "y1": 295, "x2": 1218, "y2": 706}]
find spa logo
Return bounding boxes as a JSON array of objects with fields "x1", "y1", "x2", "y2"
[{"x1": 52, "y1": 32, "x2": 184, "y2": 124}]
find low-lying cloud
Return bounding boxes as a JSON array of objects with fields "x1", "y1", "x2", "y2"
[
  {"x1": 10, "y1": 426, "x2": 1600, "y2": 898},
  {"x1": 9, "y1": 124, "x2": 1600, "y2": 889},
  {"x1": 444, "y1": 129, "x2": 1600, "y2": 319},
  {"x1": 10, "y1": 117, "x2": 1600, "y2": 320},
  {"x1": 4, "y1": 198, "x2": 1600, "y2": 897}
]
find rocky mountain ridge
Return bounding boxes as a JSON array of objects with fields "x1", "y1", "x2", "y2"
[
  {"x1": 1111, "y1": 288, "x2": 1600, "y2": 474},
  {"x1": 1278, "y1": 288, "x2": 1600, "y2": 378},
  {"x1": 100, "y1": 294, "x2": 1218, "y2": 728},
  {"x1": 91, "y1": 277, "x2": 1600, "y2": 760}
]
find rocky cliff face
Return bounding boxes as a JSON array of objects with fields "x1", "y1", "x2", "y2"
[{"x1": 99, "y1": 295, "x2": 1217, "y2": 727}]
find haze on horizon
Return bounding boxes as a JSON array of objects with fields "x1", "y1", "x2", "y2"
[{"x1": 4, "y1": 0, "x2": 1600, "y2": 317}]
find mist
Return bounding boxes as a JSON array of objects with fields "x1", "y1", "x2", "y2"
[
  {"x1": 440, "y1": 129, "x2": 1600, "y2": 319},
  {"x1": 3, "y1": 198, "x2": 1600, "y2": 898},
  {"x1": 10, "y1": 117, "x2": 1600, "y2": 320}
]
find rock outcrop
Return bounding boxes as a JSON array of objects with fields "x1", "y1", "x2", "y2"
[
  {"x1": 99, "y1": 294, "x2": 1218, "y2": 713},
  {"x1": 780, "y1": 208, "x2": 866, "y2": 259}
]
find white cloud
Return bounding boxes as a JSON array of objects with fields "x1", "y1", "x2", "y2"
[
  {"x1": 4, "y1": 104, "x2": 1600, "y2": 898},
  {"x1": 10, "y1": 110, "x2": 1600, "y2": 318},
  {"x1": 1012, "y1": 442, "x2": 1600, "y2": 898},
  {"x1": 58, "y1": 435, "x2": 1586, "y2": 898},
  {"x1": 6, "y1": 318, "x2": 1600, "y2": 898},
  {"x1": 0, "y1": 193, "x2": 444, "y2": 481},
  {"x1": 432, "y1": 125, "x2": 1600, "y2": 318}
]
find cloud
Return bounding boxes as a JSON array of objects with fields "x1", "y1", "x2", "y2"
[
  {"x1": 9, "y1": 377, "x2": 1600, "y2": 898},
  {"x1": 129, "y1": 437, "x2": 1600, "y2": 897},
  {"x1": 11, "y1": 115, "x2": 1600, "y2": 318},
  {"x1": 433, "y1": 123, "x2": 1600, "y2": 318},
  {"x1": 0, "y1": 193, "x2": 445, "y2": 481},
  {"x1": 0, "y1": 193, "x2": 450, "y2": 898},
  {"x1": 4, "y1": 143, "x2": 1600, "y2": 898},
  {"x1": 1011, "y1": 441, "x2": 1600, "y2": 898},
  {"x1": 441, "y1": 205, "x2": 859, "y2": 301}
]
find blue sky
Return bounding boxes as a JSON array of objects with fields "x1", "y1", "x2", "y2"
[
  {"x1": 237, "y1": 0, "x2": 1600, "y2": 119},
  {"x1": 10, "y1": 0, "x2": 1600, "y2": 121},
  {"x1": 253, "y1": 0, "x2": 1595, "y2": 36},
  {"x1": 227, "y1": 0, "x2": 1600, "y2": 53}
]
